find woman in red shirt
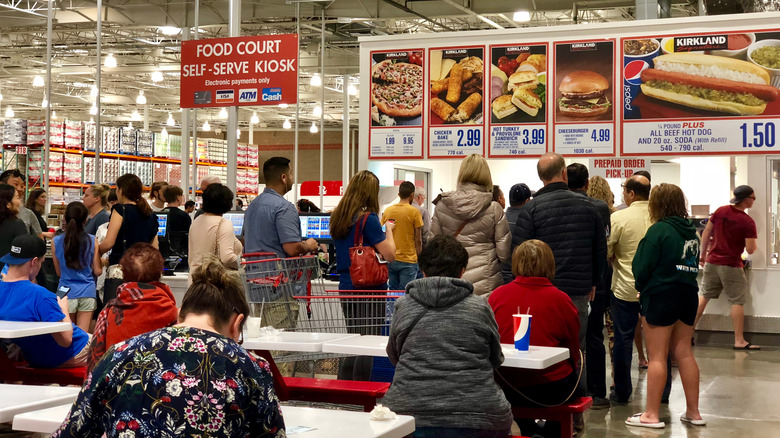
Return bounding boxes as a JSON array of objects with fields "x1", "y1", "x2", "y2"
[{"x1": 488, "y1": 239, "x2": 582, "y2": 435}]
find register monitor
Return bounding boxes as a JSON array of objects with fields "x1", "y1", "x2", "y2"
[
  {"x1": 300, "y1": 213, "x2": 332, "y2": 243},
  {"x1": 223, "y1": 211, "x2": 245, "y2": 236}
]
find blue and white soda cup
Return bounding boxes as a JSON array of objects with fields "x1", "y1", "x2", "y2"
[
  {"x1": 623, "y1": 38, "x2": 660, "y2": 119},
  {"x1": 513, "y1": 314, "x2": 532, "y2": 352}
]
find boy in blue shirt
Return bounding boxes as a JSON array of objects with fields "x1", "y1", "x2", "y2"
[{"x1": 0, "y1": 234, "x2": 90, "y2": 368}]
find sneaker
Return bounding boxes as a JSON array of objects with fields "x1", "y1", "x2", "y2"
[
  {"x1": 609, "y1": 391, "x2": 629, "y2": 405},
  {"x1": 591, "y1": 396, "x2": 611, "y2": 410}
]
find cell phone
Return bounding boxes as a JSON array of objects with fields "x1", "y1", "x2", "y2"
[{"x1": 56, "y1": 286, "x2": 71, "y2": 299}]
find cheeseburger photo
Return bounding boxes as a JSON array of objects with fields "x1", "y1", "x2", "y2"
[
  {"x1": 558, "y1": 70, "x2": 612, "y2": 117},
  {"x1": 640, "y1": 53, "x2": 780, "y2": 115}
]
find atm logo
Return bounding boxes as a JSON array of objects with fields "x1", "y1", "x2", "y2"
[
  {"x1": 215, "y1": 90, "x2": 234, "y2": 103},
  {"x1": 239, "y1": 89, "x2": 258, "y2": 102},
  {"x1": 262, "y1": 88, "x2": 282, "y2": 101}
]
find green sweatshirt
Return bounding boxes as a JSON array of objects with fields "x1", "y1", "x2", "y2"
[{"x1": 632, "y1": 216, "x2": 700, "y2": 300}]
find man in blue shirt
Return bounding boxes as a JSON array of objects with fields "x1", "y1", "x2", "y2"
[
  {"x1": 0, "y1": 234, "x2": 90, "y2": 368},
  {"x1": 244, "y1": 157, "x2": 318, "y2": 257}
]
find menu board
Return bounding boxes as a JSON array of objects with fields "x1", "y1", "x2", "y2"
[
  {"x1": 428, "y1": 46, "x2": 486, "y2": 158},
  {"x1": 621, "y1": 30, "x2": 780, "y2": 155},
  {"x1": 487, "y1": 43, "x2": 549, "y2": 157},
  {"x1": 553, "y1": 40, "x2": 617, "y2": 156},
  {"x1": 369, "y1": 50, "x2": 425, "y2": 159}
]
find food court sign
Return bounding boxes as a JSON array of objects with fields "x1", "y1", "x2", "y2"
[{"x1": 180, "y1": 34, "x2": 298, "y2": 108}]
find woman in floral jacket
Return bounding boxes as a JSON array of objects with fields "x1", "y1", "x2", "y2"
[{"x1": 54, "y1": 258, "x2": 285, "y2": 438}]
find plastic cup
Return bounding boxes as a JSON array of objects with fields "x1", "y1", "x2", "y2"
[
  {"x1": 246, "y1": 316, "x2": 262, "y2": 338},
  {"x1": 513, "y1": 314, "x2": 532, "y2": 352},
  {"x1": 623, "y1": 38, "x2": 660, "y2": 119}
]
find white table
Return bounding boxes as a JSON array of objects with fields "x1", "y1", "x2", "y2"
[
  {"x1": 0, "y1": 320, "x2": 72, "y2": 338},
  {"x1": 0, "y1": 384, "x2": 79, "y2": 423},
  {"x1": 242, "y1": 332, "x2": 360, "y2": 352},
  {"x1": 321, "y1": 335, "x2": 570, "y2": 369},
  {"x1": 13, "y1": 404, "x2": 416, "y2": 438}
]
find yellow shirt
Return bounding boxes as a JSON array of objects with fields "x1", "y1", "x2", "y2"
[
  {"x1": 382, "y1": 203, "x2": 423, "y2": 264},
  {"x1": 607, "y1": 201, "x2": 652, "y2": 302}
]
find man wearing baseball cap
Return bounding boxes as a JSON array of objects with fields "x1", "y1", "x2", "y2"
[
  {"x1": 695, "y1": 185, "x2": 759, "y2": 350},
  {"x1": 0, "y1": 234, "x2": 90, "y2": 367}
]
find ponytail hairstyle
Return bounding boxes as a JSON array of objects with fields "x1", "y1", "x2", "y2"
[
  {"x1": 63, "y1": 201, "x2": 90, "y2": 270},
  {"x1": 90, "y1": 183, "x2": 111, "y2": 208},
  {"x1": 116, "y1": 173, "x2": 152, "y2": 217}
]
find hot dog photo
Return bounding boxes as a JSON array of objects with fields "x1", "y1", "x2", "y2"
[
  {"x1": 554, "y1": 40, "x2": 615, "y2": 122},
  {"x1": 623, "y1": 31, "x2": 780, "y2": 119},
  {"x1": 429, "y1": 47, "x2": 484, "y2": 125},
  {"x1": 489, "y1": 45, "x2": 547, "y2": 124}
]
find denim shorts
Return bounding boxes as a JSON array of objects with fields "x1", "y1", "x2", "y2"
[{"x1": 68, "y1": 297, "x2": 97, "y2": 313}]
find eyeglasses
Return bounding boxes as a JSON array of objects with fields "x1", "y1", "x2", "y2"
[{"x1": 233, "y1": 306, "x2": 244, "y2": 345}]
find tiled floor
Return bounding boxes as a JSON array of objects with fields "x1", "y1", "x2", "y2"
[{"x1": 579, "y1": 345, "x2": 780, "y2": 437}]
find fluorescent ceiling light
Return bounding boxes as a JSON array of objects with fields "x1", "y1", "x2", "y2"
[
  {"x1": 278, "y1": 103, "x2": 288, "y2": 109},
  {"x1": 51, "y1": 111, "x2": 57, "y2": 119},
  {"x1": 32, "y1": 75, "x2": 44, "y2": 87},
  {"x1": 0, "y1": 92, "x2": 3, "y2": 101},
  {"x1": 4, "y1": 106, "x2": 12, "y2": 117},
  {"x1": 158, "y1": 26, "x2": 180, "y2": 36},
  {"x1": 90, "y1": 85, "x2": 98, "y2": 98},
  {"x1": 313, "y1": 105, "x2": 322, "y2": 117},
  {"x1": 90, "y1": 104, "x2": 97, "y2": 115},
  {"x1": 219, "y1": 107, "x2": 228, "y2": 119},
  {"x1": 250, "y1": 112, "x2": 260, "y2": 124},
  {"x1": 136, "y1": 90, "x2": 147, "y2": 105},
  {"x1": 151, "y1": 70, "x2": 164, "y2": 82},
  {"x1": 89, "y1": 116, "x2": 94, "y2": 123},
  {"x1": 348, "y1": 84, "x2": 358, "y2": 96},
  {"x1": 104, "y1": 53, "x2": 117, "y2": 68},
  {"x1": 161, "y1": 127, "x2": 168, "y2": 137},
  {"x1": 513, "y1": 10, "x2": 531, "y2": 22},
  {"x1": 283, "y1": 119, "x2": 291, "y2": 129},
  {"x1": 309, "y1": 122, "x2": 318, "y2": 133},
  {"x1": 310, "y1": 74, "x2": 322, "y2": 87},
  {"x1": 202, "y1": 120, "x2": 210, "y2": 131},
  {"x1": 167, "y1": 113, "x2": 175, "y2": 126},
  {"x1": 128, "y1": 122, "x2": 133, "y2": 128},
  {"x1": 41, "y1": 98, "x2": 48, "y2": 108},
  {"x1": 236, "y1": 128, "x2": 241, "y2": 138},
  {"x1": 131, "y1": 110, "x2": 141, "y2": 121}
]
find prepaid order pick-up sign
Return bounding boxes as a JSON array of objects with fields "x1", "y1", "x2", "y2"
[{"x1": 180, "y1": 34, "x2": 298, "y2": 108}]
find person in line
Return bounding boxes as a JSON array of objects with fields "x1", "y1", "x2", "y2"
[
  {"x1": 0, "y1": 169, "x2": 43, "y2": 239},
  {"x1": 83, "y1": 183, "x2": 111, "y2": 235},
  {"x1": 54, "y1": 259, "x2": 286, "y2": 437},
  {"x1": 244, "y1": 157, "x2": 318, "y2": 257},
  {"x1": 489, "y1": 239, "x2": 582, "y2": 437},
  {"x1": 162, "y1": 185, "x2": 191, "y2": 262},
  {"x1": 430, "y1": 154, "x2": 511, "y2": 296},
  {"x1": 188, "y1": 183, "x2": 243, "y2": 274},
  {"x1": 235, "y1": 198, "x2": 244, "y2": 210},
  {"x1": 297, "y1": 198, "x2": 321, "y2": 213},
  {"x1": 98, "y1": 174, "x2": 159, "y2": 304},
  {"x1": 695, "y1": 185, "x2": 759, "y2": 350},
  {"x1": 493, "y1": 185, "x2": 506, "y2": 209},
  {"x1": 194, "y1": 175, "x2": 222, "y2": 219},
  {"x1": 0, "y1": 184, "x2": 26, "y2": 274},
  {"x1": 25, "y1": 188, "x2": 50, "y2": 235},
  {"x1": 567, "y1": 163, "x2": 611, "y2": 410},
  {"x1": 627, "y1": 184, "x2": 704, "y2": 429},
  {"x1": 86, "y1": 243, "x2": 178, "y2": 372},
  {"x1": 149, "y1": 181, "x2": 168, "y2": 212},
  {"x1": 381, "y1": 181, "x2": 423, "y2": 290},
  {"x1": 385, "y1": 234, "x2": 513, "y2": 438},
  {"x1": 184, "y1": 200, "x2": 196, "y2": 220},
  {"x1": 501, "y1": 183, "x2": 533, "y2": 285},
  {"x1": 107, "y1": 188, "x2": 118, "y2": 207},
  {"x1": 330, "y1": 170, "x2": 395, "y2": 380},
  {"x1": 0, "y1": 234, "x2": 90, "y2": 368},
  {"x1": 52, "y1": 202, "x2": 102, "y2": 333},
  {"x1": 412, "y1": 187, "x2": 431, "y2": 242}
]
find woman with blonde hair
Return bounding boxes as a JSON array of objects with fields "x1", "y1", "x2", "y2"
[
  {"x1": 83, "y1": 183, "x2": 111, "y2": 234},
  {"x1": 429, "y1": 154, "x2": 510, "y2": 295},
  {"x1": 627, "y1": 184, "x2": 703, "y2": 429},
  {"x1": 587, "y1": 176, "x2": 616, "y2": 213}
]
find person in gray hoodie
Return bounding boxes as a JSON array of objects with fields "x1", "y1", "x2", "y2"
[{"x1": 384, "y1": 234, "x2": 513, "y2": 438}]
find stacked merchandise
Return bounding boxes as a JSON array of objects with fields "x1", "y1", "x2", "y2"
[
  {"x1": 168, "y1": 135, "x2": 182, "y2": 158},
  {"x1": 102, "y1": 158, "x2": 120, "y2": 184},
  {"x1": 119, "y1": 159, "x2": 135, "y2": 178},
  {"x1": 26, "y1": 120, "x2": 46, "y2": 146},
  {"x1": 153, "y1": 133, "x2": 169, "y2": 157},
  {"x1": 247, "y1": 145, "x2": 259, "y2": 168},
  {"x1": 237, "y1": 169, "x2": 259, "y2": 194},
  {"x1": 27, "y1": 150, "x2": 42, "y2": 183},
  {"x1": 136, "y1": 129, "x2": 153, "y2": 156},
  {"x1": 207, "y1": 165, "x2": 227, "y2": 183},
  {"x1": 49, "y1": 151, "x2": 64, "y2": 182},
  {"x1": 84, "y1": 156, "x2": 95, "y2": 183},
  {"x1": 136, "y1": 161, "x2": 153, "y2": 186},
  {"x1": 153, "y1": 162, "x2": 169, "y2": 183},
  {"x1": 1, "y1": 150, "x2": 19, "y2": 172},
  {"x1": 196, "y1": 166, "x2": 210, "y2": 186},
  {"x1": 103, "y1": 127, "x2": 120, "y2": 153},
  {"x1": 237, "y1": 143, "x2": 249, "y2": 166},
  {"x1": 84, "y1": 123, "x2": 97, "y2": 151},
  {"x1": 63, "y1": 152, "x2": 81, "y2": 183},
  {"x1": 168, "y1": 163, "x2": 182, "y2": 186},
  {"x1": 119, "y1": 127, "x2": 137, "y2": 155},
  {"x1": 64, "y1": 120, "x2": 82, "y2": 150},
  {"x1": 3, "y1": 119, "x2": 27, "y2": 146},
  {"x1": 196, "y1": 139, "x2": 207, "y2": 162},
  {"x1": 206, "y1": 138, "x2": 228, "y2": 164},
  {"x1": 49, "y1": 120, "x2": 65, "y2": 147}
]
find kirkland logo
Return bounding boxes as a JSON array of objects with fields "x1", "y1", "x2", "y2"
[
  {"x1": 262, "y1": 88, "x2": 282, "y2": 101},
  {"x1": 239, "y1": 89, "x2": 258, "y2": 102},
  {"x1": 215, "y1": 89, "x2": 234, "y2": 103}
]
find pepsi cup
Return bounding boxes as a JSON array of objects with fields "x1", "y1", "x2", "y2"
[
  {"x1": 513, "y1": 314, "x2": 532, "y2": 352},
  {"x1": 623, "y1": 38, "x2": 660, "y2": 119}
]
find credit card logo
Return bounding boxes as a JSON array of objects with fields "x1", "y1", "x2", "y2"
[
  {"x1": 262, "y1": 88, "x2": 282, "y2": 101},
  {"x1": 239, "y1": 89, "x2": 258, "y2": 102},
  {"x1": 193, "y1": 91, "x2": 211, "y2": 104},
  {"x1": 216, "y1": 89, "x2": 234, "y2": 103}
]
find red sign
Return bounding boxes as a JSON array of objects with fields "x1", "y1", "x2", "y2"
[
  {"x1": 180, "y1": 34, "x2": 299, "y2": 108},
  {"x1": 300, "y1": 181, "x2": 343, "y2": 197},
  {"x1": 15, "y1": 146, "x2": 27, "y2": 155}
]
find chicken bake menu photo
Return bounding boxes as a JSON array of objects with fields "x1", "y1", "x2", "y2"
[
  {"x1": 369, "y1": 49, "x2": 425, "y2": 159},
  {"x1": 488, "y1": 43, "x2": 548, "y2": 158},
  {"x1": 553, "y1": 40, "x2": 617, "y2": 157},
  {"x1": 428, "y1": 46, "x2": 485, "y2": 158},
  {"x1": 621, "y1": 30, "x2": 780, "y2": 156}
]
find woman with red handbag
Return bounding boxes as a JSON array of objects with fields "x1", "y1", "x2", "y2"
[{"x1": 330, "y1": 170, "x2": 396, "y2": 380}]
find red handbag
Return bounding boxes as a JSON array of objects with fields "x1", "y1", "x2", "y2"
[{"x1": 349, "y1": 213, "x2": 388, "y2": 287}]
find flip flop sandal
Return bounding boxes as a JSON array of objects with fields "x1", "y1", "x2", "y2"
[
  {"x1": 680, "y1": 415, "x2": 706, "y2": 426},
  {"x1": 733, "y1": 342, "x2": 760, "y2": 350},
  {"x1": 626, "y1": 413, "x2": 665, "y2": 429}
]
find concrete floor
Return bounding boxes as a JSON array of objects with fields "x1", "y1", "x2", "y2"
[{"x1": 579, "y1": 345, "x2": 780, "y2": 438}]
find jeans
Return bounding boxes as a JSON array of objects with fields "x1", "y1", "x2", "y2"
[
  {"x1": 586, "y1": 292, "x2": 607, "y2": 398},
  {"x1": 412, "y1": 428, "x2": 510, "y2": 438},
  {"x1": 388, "y1": 261, "x2": 418, "y2": 291},
  {"x1": 570, "y1": 295, "x2": 589, "y2": 396}
]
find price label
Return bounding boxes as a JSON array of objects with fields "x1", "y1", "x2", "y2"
[
  {"x1": 489, "y1": 125, "x2": 546, "y2": 156},
  {"x1": 429, "y1": 126, "x2": 483, "y2": 157},
  {"x1": 15, "y1": 146, "x2": 27, "y2": 155},
  {"x1": 555, "y1": 124, "x2": 614, "y2": 155},
  {"x1": 369, "y1": 128, "x2": 422, "y2": 158},
  {"x1": 623, "y1": 119, "x2": 780, "y2": 155}
]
